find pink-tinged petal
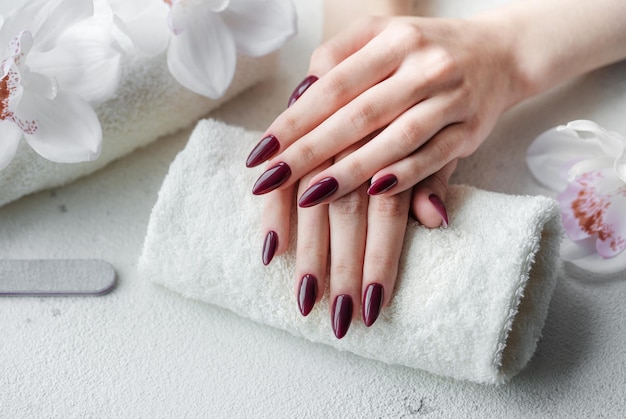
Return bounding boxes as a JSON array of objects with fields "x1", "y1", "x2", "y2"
[
  {"x1": 527, "y1": 125, "x2": 606, "y2": 192},
  {"x1": 167, "y1": 6, "x2": 236, "y2": 99},
  {"x1": 560, "y1": 236, "x2": 597, "y2": 262},
  {"x1": 222, "y1": 0, "x2": 296, "y2": 56},
  {"x1": 0, "y1": 120, "x2": 22, "y2": 170},
  {"x1": 28, "y1": 18, "x2": 121, "y2": 105},
  {"x1": 558, "y1": 179, "x2": 593, "y2": 241},
  {"x1": 594, "y1": 186, "x2": 626, "y2": 257},
  {"x1": 564, "y1": 247, "x2": 626, "y2": 275},
  {"x1": 15, "y1": 89, "x2": 101, "y2": 163}
]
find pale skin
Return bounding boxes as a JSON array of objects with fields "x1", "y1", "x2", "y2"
[{"x1": 251, "y1": 0, "x2": 626, "y2": 338}]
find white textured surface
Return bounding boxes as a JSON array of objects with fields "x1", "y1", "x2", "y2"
[
  {"x1": 139, "y1": 119, "x2": 561, "y2": 384},
  {"x1": 1, "y1": 0, "x2": 626, "y2": 417}
]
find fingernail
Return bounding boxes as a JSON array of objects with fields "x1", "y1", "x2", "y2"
[
  {"x1": 252, "y1": 162, "x2": 292, "y2": 195},
  {"x1": 246, "y1": 135, "x2": 280, "y2": 168},
  {"x1": 288, "y1": 75, "x2": 318, "y2": 107},
  {"x1": 429, "y1": 194, "x2": 449, "y2": 228},
  {"x1": 332, "y1": 294, "x2": 353, "y2": 339},
  {"x1": 367, "y1": 174, "x2": 398, "y2": 195},
  {"x1": 262, "y1": 231, "x2": 278, "y2": 265},
  {"x1": 362, "y1": 283, "x2": 384, "y2": 327},
  {"x1": 298, "y1": 274, "x2": 318, "y2": 316},
  {"x1": 298, "y1": 177, "x2": 338, "y2": 208}
]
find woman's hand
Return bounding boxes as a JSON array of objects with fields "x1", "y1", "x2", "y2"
[{"x1": 246, "y1": 15, "x2": 524, "y2": 206}]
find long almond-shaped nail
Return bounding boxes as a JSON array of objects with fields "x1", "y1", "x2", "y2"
[
  {"x1": 288, "y1": 75, "x2": 318, "y2": 107},
  {"x1": 298, "y1": 177, "x2": 338, "y2": 208},
  {"x1": 246, "y1": 135, "x2": 280, "y2": 168},
  {"x1": 298, "y1": 274, "x2": 317, "y2": 316},
  {"x1": 262, "y1": 231, "x2": 278, "y2": 265},
  {"x1": 332, "y1": 294, "x2": 353, "y2": 339},
  {"x1": 428, "y1": 194, "x2": 449, "y2": 228},
  {"x1": 252, "y1": 162, "x2": 291, "y2": 195},
  {"x1": 362, "y1": 283, "x2": 384, "y2": 327},
  {"x1": 367, "y1": 174, "x2": 398, "y2": 195}
]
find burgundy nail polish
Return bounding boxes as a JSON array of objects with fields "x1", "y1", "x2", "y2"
[
  {"x1": 252, "y1": 162, "x2": 292, "y2": 195},
  {"x1": 246, "y1": 135, "x2": 280, "y2": 168},
  {"x1": 367, "y1": 174, "x2": 398, "y2": 195},
  {"x1": 429, "y1": 194, "x2": 449, "y2": 228},
  {"x1": 298, "y1": 274, "x2": 318, "y2": 316},
  {"x1": 332, "y1": 294, "x2": 353, "y2": 339},
  {"x1": 363, "y1": 283, "x2": 384, "y2": 327},
  {"x1": 298, "y1": 177, "x2": 339, "y2": 208},
  {"x1": 262, "y1": 231, "x2": 278, "y2": 265},
  {"x1": 288, "y1": 75, "x2": 318, "y2": 107}
]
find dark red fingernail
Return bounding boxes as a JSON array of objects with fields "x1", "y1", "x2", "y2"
[
  {"x1": 246, "y1": 135, "x2": 280, "y2": 168},
  {"x1": 429, "y1": 194, "x2": 449, "y2": 228},
  {"x1": 332, "y1": 294, "x2": 353, "y2": 339},
  {"x1": 298, "y1": 177, "x2": 338, "y2": 208},
  {"x1": 298, "y1": 274, "x2": 318, "y2": 316},
  {"x1": 252, "y1": 162, "x2": 292, "y2": 195},
  {"x1": 288, "y1": 75, "x2": 318, "y2": 107},
  {"x1": 262, "y1": 231, "x2": 278, "y2": 265},
  {"x1": 367, "y1": 174, "x2": 398, "y2": 195},
  {"x1": 362, "y1": 283, "x2": 384, "y2": 327}
]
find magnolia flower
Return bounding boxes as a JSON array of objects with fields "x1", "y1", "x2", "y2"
[
  {"x1": 107, "y1": 0, "x2": 296, "y2": 99},
  {"x1": 0, "y1": 0, "x2": 121, "y2": 170},
  {"x1": 527, "y1": 120, "x2": 626, "y2": 274}
]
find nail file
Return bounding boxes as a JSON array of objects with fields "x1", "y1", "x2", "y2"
[{"x1": 0, "y1": 259, "x2": 117, "y2": 296}]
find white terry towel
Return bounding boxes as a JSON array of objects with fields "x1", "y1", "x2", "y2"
[
  {"x1": 0, "y1": 52, "x2": 277, "y2": 207},
  {"x1": 139, "y1": 119, "x2": 563, "y2": 384}
]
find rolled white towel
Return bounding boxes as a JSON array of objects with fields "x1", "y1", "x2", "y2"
[
  {"x1": 138, "y1": 119, "x2": 562, "y2": 384},
  {"x1": 0, "y1": 52, "x2": 277, "y2": 207}
]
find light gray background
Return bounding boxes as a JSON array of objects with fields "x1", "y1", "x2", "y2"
[{"x1": 1, "y1": 1, "x2": 625, "y2": 417}]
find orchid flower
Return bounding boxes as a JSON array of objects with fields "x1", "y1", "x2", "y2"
[
  {"x1": 0, "y1": 0, "x2": 121, "y2": 170},
  {"x1": 107, "y1": 0, "x2": 297, "y2": 99},
  {"x1": 527, "y1": 120, "x2": 626, "y2": 274}
]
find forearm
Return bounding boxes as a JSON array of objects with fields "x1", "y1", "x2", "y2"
[{"x1": 475, "y1": 0, "x2": 626, "y2": 100}]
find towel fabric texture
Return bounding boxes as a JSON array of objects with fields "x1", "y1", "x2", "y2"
[
  {"x1": 139, "y1": 119, "x2": 563, "y2": 384},
  {"x1": 0, "y1": 52, "x2": 277, "y2": 208}
]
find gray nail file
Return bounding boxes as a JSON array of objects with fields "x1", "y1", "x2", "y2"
[{"x1": 0, "y1": 259, "x2": 117, "y2": 296}]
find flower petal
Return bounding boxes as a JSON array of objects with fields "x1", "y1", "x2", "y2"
[
  {"x1": 167, "y1": 5, "x2": 236, "y2": 99},
  {"x1": 563, "y1": 245, "x2": 626, "y2": 275},
  {"x1": 2, "y1": 0, "x2": 94, "y2": 53},
  {"x1": 595, "y1": 186, "x2": 626, "y2": 257},
  {"x1": 222, "y1": 0, "x2": 296, "y2": 56},
  {"x1": 28, "y1": 16, "x2": 121, "y2": 105},
  {"x1": 527, "y1": 125, "x2": 607, "y2": 191},
  {"x1": 0, "y1": 120, "x2": 22, "y2": 170},
  {"x1": 16, "y1": 88, "x2": 101, "y2": 163},
  {"x1": 108, "y1": 0, "x2": 170, "y2": 56}
]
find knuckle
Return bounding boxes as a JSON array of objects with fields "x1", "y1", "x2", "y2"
[
  {"x1": 331, "y1": 261, "x2": 360, "y2": 280},
  {"x1": 397, "y1": 121, "x2": 422, "y2": 151},
  {"x1": 281, "y1": 114, "x2": 302, "y2": 136},
  {"x1": 319, "y1": 72, "x2": 348, "y2": 104},
  {"x1": 331, "y1": 190, "x2": 368, "y2": 216},
  {"x1": 424, "y1": 49, "x2": 461, "y2": 86},
  {"x1": 366, "y1": 252, "x2": 397, "y2": 276},
  {"x1": 371, "y1": 194, "x2": 408, "y2": 219},
  {"x1": 433, "y1": 136, "x2": 456, "y2": 162},
  {"x1": 389, "y1": 22, "x2": 424, "y2": 52},
  {"x1": 296, "y1": 141, "x2": 321, "y2": 167},
  {"x1": 311, "y1": 42, "x2": 342, "y2": 69},
  {"x1": 348, "y1": 101, "x2": 378, "y2": 133},
  {"x1": 344, "y1": 157, "x2": 368, "y2": 182}
]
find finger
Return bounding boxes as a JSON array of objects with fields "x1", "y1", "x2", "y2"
[
  {"x1": 246, "y1": 20, "x2": 411, "y2": 171},
  {"x1": 294, "y1": 163, "x2": 331, "y2": 317},
  {"x1": 368, "y1": 123, "x2": 467, "y2": 197},
  {"x1": 328, "y1": 183, "x2": 369, "y2": 339},
  {"x1": 362, "y1": 189, "x2": 411, "y2": 327},
  {"x1": 411, "y1": 159, "x2": 458, "y2": 228},
  {"x1": 295, "y1": 88, "x2": 465, "y2": 206},
  {"x1": 261, "y1": 186, "x2": 294, "y2": 265}
]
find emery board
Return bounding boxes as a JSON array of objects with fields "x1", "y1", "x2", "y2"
[{"x1": 0, "y1": 259, "x2": 116, "y2": 296}]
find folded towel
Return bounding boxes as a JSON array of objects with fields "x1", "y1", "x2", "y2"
[
  {"x1": 0, "y1": 52, "x2": 277, "y2": 208},
  {"x1": 138, "y1": 119, "x2": 562, "y2": 384}
]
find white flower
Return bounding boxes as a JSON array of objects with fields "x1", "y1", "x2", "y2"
[
  {"x1": 107, "y1": 0, "x2": 297, "y2": 99},
  {"x1": 527, "y1": 120, "x2": 626, "y2": 274},
  {"x1": 0, "y1": 0, "x2": 121, "y2": 170}
]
